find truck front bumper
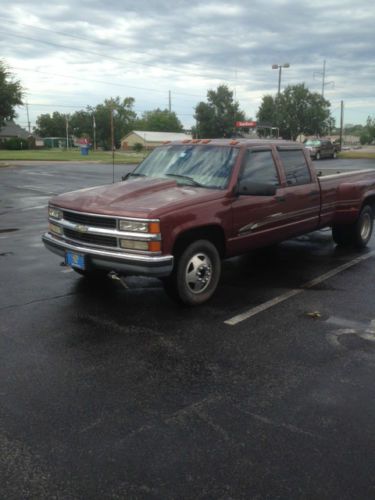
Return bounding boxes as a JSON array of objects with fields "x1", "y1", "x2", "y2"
[{"x1": 42, "y1": 232, "x2": 174, "y2": 277}]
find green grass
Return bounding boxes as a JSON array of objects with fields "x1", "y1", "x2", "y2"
[
  {"x1": 0, "y1": 149, "x2": 145, "y2": 164},
  {"x1": 338, "y1": 151, "x2": 375, "y2": 160}
]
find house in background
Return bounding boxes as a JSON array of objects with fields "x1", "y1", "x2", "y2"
[
  {"x1": 121, "y1": 131, "x2": 192, "y2": 150},
  {"x1": 0, "y1": 120, "x2": 29, "y2": 143}
]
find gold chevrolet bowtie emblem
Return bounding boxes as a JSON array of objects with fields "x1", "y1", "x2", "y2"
[{"x1": 75, "y1": 224, "x2": 88, "y2": 233}]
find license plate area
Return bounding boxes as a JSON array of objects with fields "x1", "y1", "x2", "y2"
[{"x1": 65, "y1": 251, "x2": 86, "y2": 270}]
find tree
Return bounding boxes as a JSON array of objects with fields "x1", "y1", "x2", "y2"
[
  {"x1": 360, "y1": 116, "x2": 375, "y2": 145},
  {"x1": 256, "y1": 83, "x2": 332, "y2": 140},
  {"x1": 93, "y1": 97, "x2": 137, "y2": 149},
  {"x1": 0, "y1": 60, "x2": 23, "y2": 127},
  {"x1": 135, "y1": 108, "x2": 183, "y2": 132},
  {"x1": 33, "y1": 97, "x2": 137, "y2": 148},
  {"x1": 34, "y1": 111, "x2": 67, "y2": 137},
  {"x1": 194, "y1": 85, "x2": 245, "y2": 138}
]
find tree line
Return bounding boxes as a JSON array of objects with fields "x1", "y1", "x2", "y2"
[
  {"x1": 1, "y1": 59, "x2": 375, "y2": 148},
  {"x1": 34, "y1": 99, "x2": 184, "y2": 149}
]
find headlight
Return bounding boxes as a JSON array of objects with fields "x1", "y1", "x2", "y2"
[
  {"x1": 49, "y1": 206, "x2": 62, "y2": 219},
  {"x1": 119, "y1": 220, "x2": 160, "y2": 234}
]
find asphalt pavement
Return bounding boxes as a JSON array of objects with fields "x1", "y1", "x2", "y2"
[{"x1": 1, "y1": 158, "x2": 375, "y2": 499}]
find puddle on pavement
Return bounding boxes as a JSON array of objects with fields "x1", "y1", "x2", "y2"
[{"x1": 0, "y1": 228, "x2": 19, "y2": 234}]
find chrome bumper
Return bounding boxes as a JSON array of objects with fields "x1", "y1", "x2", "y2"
[{"x1": 42, "y1": 232, "x2": 174, "y2": 277}]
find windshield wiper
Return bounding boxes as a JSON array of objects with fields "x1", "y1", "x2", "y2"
[
  {"x1": 129, "y1": 172, "x2": 146, "y2": 177},
  {"x1": 165, "y1": 173, "x2": 203, "y2": 187}
]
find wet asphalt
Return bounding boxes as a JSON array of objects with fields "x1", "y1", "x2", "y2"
[{"x1": 1, "y1": 158, "x2": 375, "y2": 499}]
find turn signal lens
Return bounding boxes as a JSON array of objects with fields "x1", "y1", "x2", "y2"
[
  {"x1": 148, "y1": 241, "x2": 161, "y2": 252},
  {"x1": 149, "y1": 222, "x2": 160, "y2": 234}
]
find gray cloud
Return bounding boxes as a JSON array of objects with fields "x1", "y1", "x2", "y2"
[{"x1": 1, "y1": 0, "x2": 374, "y2": 128}]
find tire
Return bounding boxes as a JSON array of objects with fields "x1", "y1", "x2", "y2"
[
  {"x1": 315, "y1": 151, "x2": 321, "y2": 160},
  {"x1": 332, "y1": 205, "x2": 373, "y2": 248},
  {"x1": 163, "y1": 240, "x2": 221, "y2": 305},
  {"x1": 332, "y1": 150, "x2": 337, "y2": 159}
]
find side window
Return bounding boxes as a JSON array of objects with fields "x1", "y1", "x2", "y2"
[
  {"x1": 240, "y1": 150, "x2": 280, "y2": 186},
  {"x1": 278, "y1": 149, "x2": 311, "y2": 186}
]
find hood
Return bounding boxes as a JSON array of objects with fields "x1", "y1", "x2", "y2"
[{"x1": 50, "y1": 177, "x2": 225, "y2": 218}]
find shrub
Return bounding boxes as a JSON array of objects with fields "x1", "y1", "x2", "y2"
[{"x1": 132, "y1": 142, "x2": 144, "y2": 152}]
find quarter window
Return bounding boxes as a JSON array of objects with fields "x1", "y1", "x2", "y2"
[
  {"x1": 241, "y1": 150, "x2": 280, "y2": 185},
  {"x1": 278, "y1": 149, "x2": 311, "y2": 186}
]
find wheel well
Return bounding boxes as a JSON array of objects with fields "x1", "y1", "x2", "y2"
[
  {"x1": 172, "y1": 225, "x2": 226, "y2": 258},
  {"x1": 362, "y1": 196, "x2": 375, "y2": 216}
]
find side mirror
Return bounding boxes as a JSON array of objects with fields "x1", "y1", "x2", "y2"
[{"x1": 237, "y1": 180, "x2": 277, "y2": 196}]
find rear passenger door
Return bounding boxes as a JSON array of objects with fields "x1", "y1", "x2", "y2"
[{"x1": 276, "y1": 147, "x2": 320, "y2": 235}]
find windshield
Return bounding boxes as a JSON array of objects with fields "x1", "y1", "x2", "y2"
[
  {"x1": 304, "y1": 140, "x2": 321, "y2": 147},
  {"x1": 132, "y1": 145, "x2": 239, "y2": 189}
]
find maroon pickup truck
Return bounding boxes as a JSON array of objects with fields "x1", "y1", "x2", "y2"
[{"x1": 43, "y1": 139, "x2": 375, "y2": 305}]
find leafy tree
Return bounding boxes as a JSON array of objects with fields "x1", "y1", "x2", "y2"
[
  {"x1": 34, "y1": 97, "x2": 137, "y2": 148},
  {"x1": 135, "y1": 108, "x2": 183, "y2": 132},
  {"x1": 69, "y1": 110, "x2": 93, "y2": 139},
  {"x1": 361, "y1": 116, "x2": 375, "y2": 144},
  {"x1": 257, "y1": 83, "x2": 332, "y2": 140},
  {"x1": 194, "y1": 85, "x2": 245, "y2": 138},
  {"x1": 34, "y1": 111, "x2": 67, "y2": 137},
  {"x1": 0, "y1": 60, "x2": 23, "y2": 127},
  {"x1": 93, "y1": 97, "x2": 136, "y2": 149}
]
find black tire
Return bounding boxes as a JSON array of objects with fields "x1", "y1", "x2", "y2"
[
  {"x1": 315, "y1": 151, "x2": 321, "y2": 160},
  {"x1": 332, "y1": 150, "x2": 337, "y2": 159},
  {"x1": 163, "y1": 240, "x2": 221, "y2": 306},
  {"x1": 332, "y1": 205, "x2": 373, "y2": 248}
]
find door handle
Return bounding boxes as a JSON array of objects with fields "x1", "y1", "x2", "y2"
[{"x1": 275, "y1": 195, "x2": 286, "y2": 202}]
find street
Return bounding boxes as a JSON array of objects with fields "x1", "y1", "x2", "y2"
[{"x1": 1, "y1": 158, "x2": 375, "y2": 499}]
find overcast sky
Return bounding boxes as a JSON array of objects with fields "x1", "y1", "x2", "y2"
[{"x1": 1, "y1": 0, "x2": 374, "y2": 132}]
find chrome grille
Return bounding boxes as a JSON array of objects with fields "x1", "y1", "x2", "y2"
[
  {"x1": 64, "y1": 228, "x2": 117, "y2": 247},
  {"x1": 63, "y1": 211, "x2": 116, "y2": 229}
]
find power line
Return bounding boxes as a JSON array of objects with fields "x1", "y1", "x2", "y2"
[
  {"x1": 0, "y1": 27, "x2": 221, "y2": 81},
  {"x1": 9, "y1": 65, "x2": 203, "y2": 98}
]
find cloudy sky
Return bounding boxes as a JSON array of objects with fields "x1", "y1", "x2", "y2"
[{"x1": 1, "y1": 0, "x2": 374, "y2": 132}]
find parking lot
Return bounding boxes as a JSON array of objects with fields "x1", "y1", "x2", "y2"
[{"x1": 1, "y1": 159, "x2": 375, "y2": 498}]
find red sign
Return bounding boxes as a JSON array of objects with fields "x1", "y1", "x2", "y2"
[{"x1": 235, "y1": 121, "x2": 257, "y2": 128}]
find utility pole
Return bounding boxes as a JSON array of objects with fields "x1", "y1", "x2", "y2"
[
  {"x1": 93, "y1": 114, "x2": 96, "y2": 152},
  {"x1": 314, "y1": 60, "x2": 334, "y2": 97},
  {"x1": 65, "y1": 115, "x2": 69, "y2": 150},
  {"x1": 110, "y1": 107, "x2": 115, "y2": 183},
  {"x1": 339, "y1": 100, "x2": 344, "y2": 150},
  {"x1": 25, "y1": 102, "x2": 31, "y2": 134},
  {"x1": 168, "y1": 90, "x2": 171, "y2": 113}
]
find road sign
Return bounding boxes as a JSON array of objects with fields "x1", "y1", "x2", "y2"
[{"x1": 235, "y1": 121, "x2": 257, "y2": 128}]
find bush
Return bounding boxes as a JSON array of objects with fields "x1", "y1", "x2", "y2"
[
  {"x1": 360, "y1": 132, "x2": 371, "y2": 145},
  {"x1": 2, "y1": 137, "x2": 29, "y2": 150},
  {"x1": 132, "y1": 142, "x2": 144, "y2": 152}
]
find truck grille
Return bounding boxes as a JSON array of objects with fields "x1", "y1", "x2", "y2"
[
  {"x1": 63, "y1": 210, "x2": 117, "y2": 229},
  {"x1": 64, "y1": 228, "x2": 118, "y2": 247}
]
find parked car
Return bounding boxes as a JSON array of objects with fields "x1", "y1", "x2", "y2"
[
  {"x1": 304, "y1": 139, "x2": 338, "y2": 160},
  {"x1": 43, "y1": 139, "x2": 375, "y2": 305}
]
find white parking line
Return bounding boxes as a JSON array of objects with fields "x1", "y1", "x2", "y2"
[{"x1": 224, "y1": 250, "x2": 375, "y2": 326}]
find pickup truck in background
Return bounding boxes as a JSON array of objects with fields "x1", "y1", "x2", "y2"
[
  {"x1": 304, "y1": 138, "x2": 338, "y2": 160},
  {"x1": 43, "y1": 139, "x2": 375, "y2": 305}
]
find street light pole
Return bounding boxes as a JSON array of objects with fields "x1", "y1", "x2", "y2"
[{"x1": 272, "y1": 63, "x2": 290, "y2": 95}]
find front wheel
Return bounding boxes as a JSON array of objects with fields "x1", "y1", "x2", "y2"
[
  {"x1": 332, "y1": 150, "x2": 337, "y2": 159},
  {"x1": 315, "y1": 151, "x2": 321, "y2": 160},
  {"x1": 163, "y1": 240, "x2": 221, "y2": 305}
]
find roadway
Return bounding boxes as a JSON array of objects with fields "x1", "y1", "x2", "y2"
[{"x1": 1, "y1": 158, "x2": 375, "y2": 498}]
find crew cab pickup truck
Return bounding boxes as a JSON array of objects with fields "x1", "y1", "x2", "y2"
[{"x1": 43, "y1": 139, "x2": 375, "y2": 305}]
